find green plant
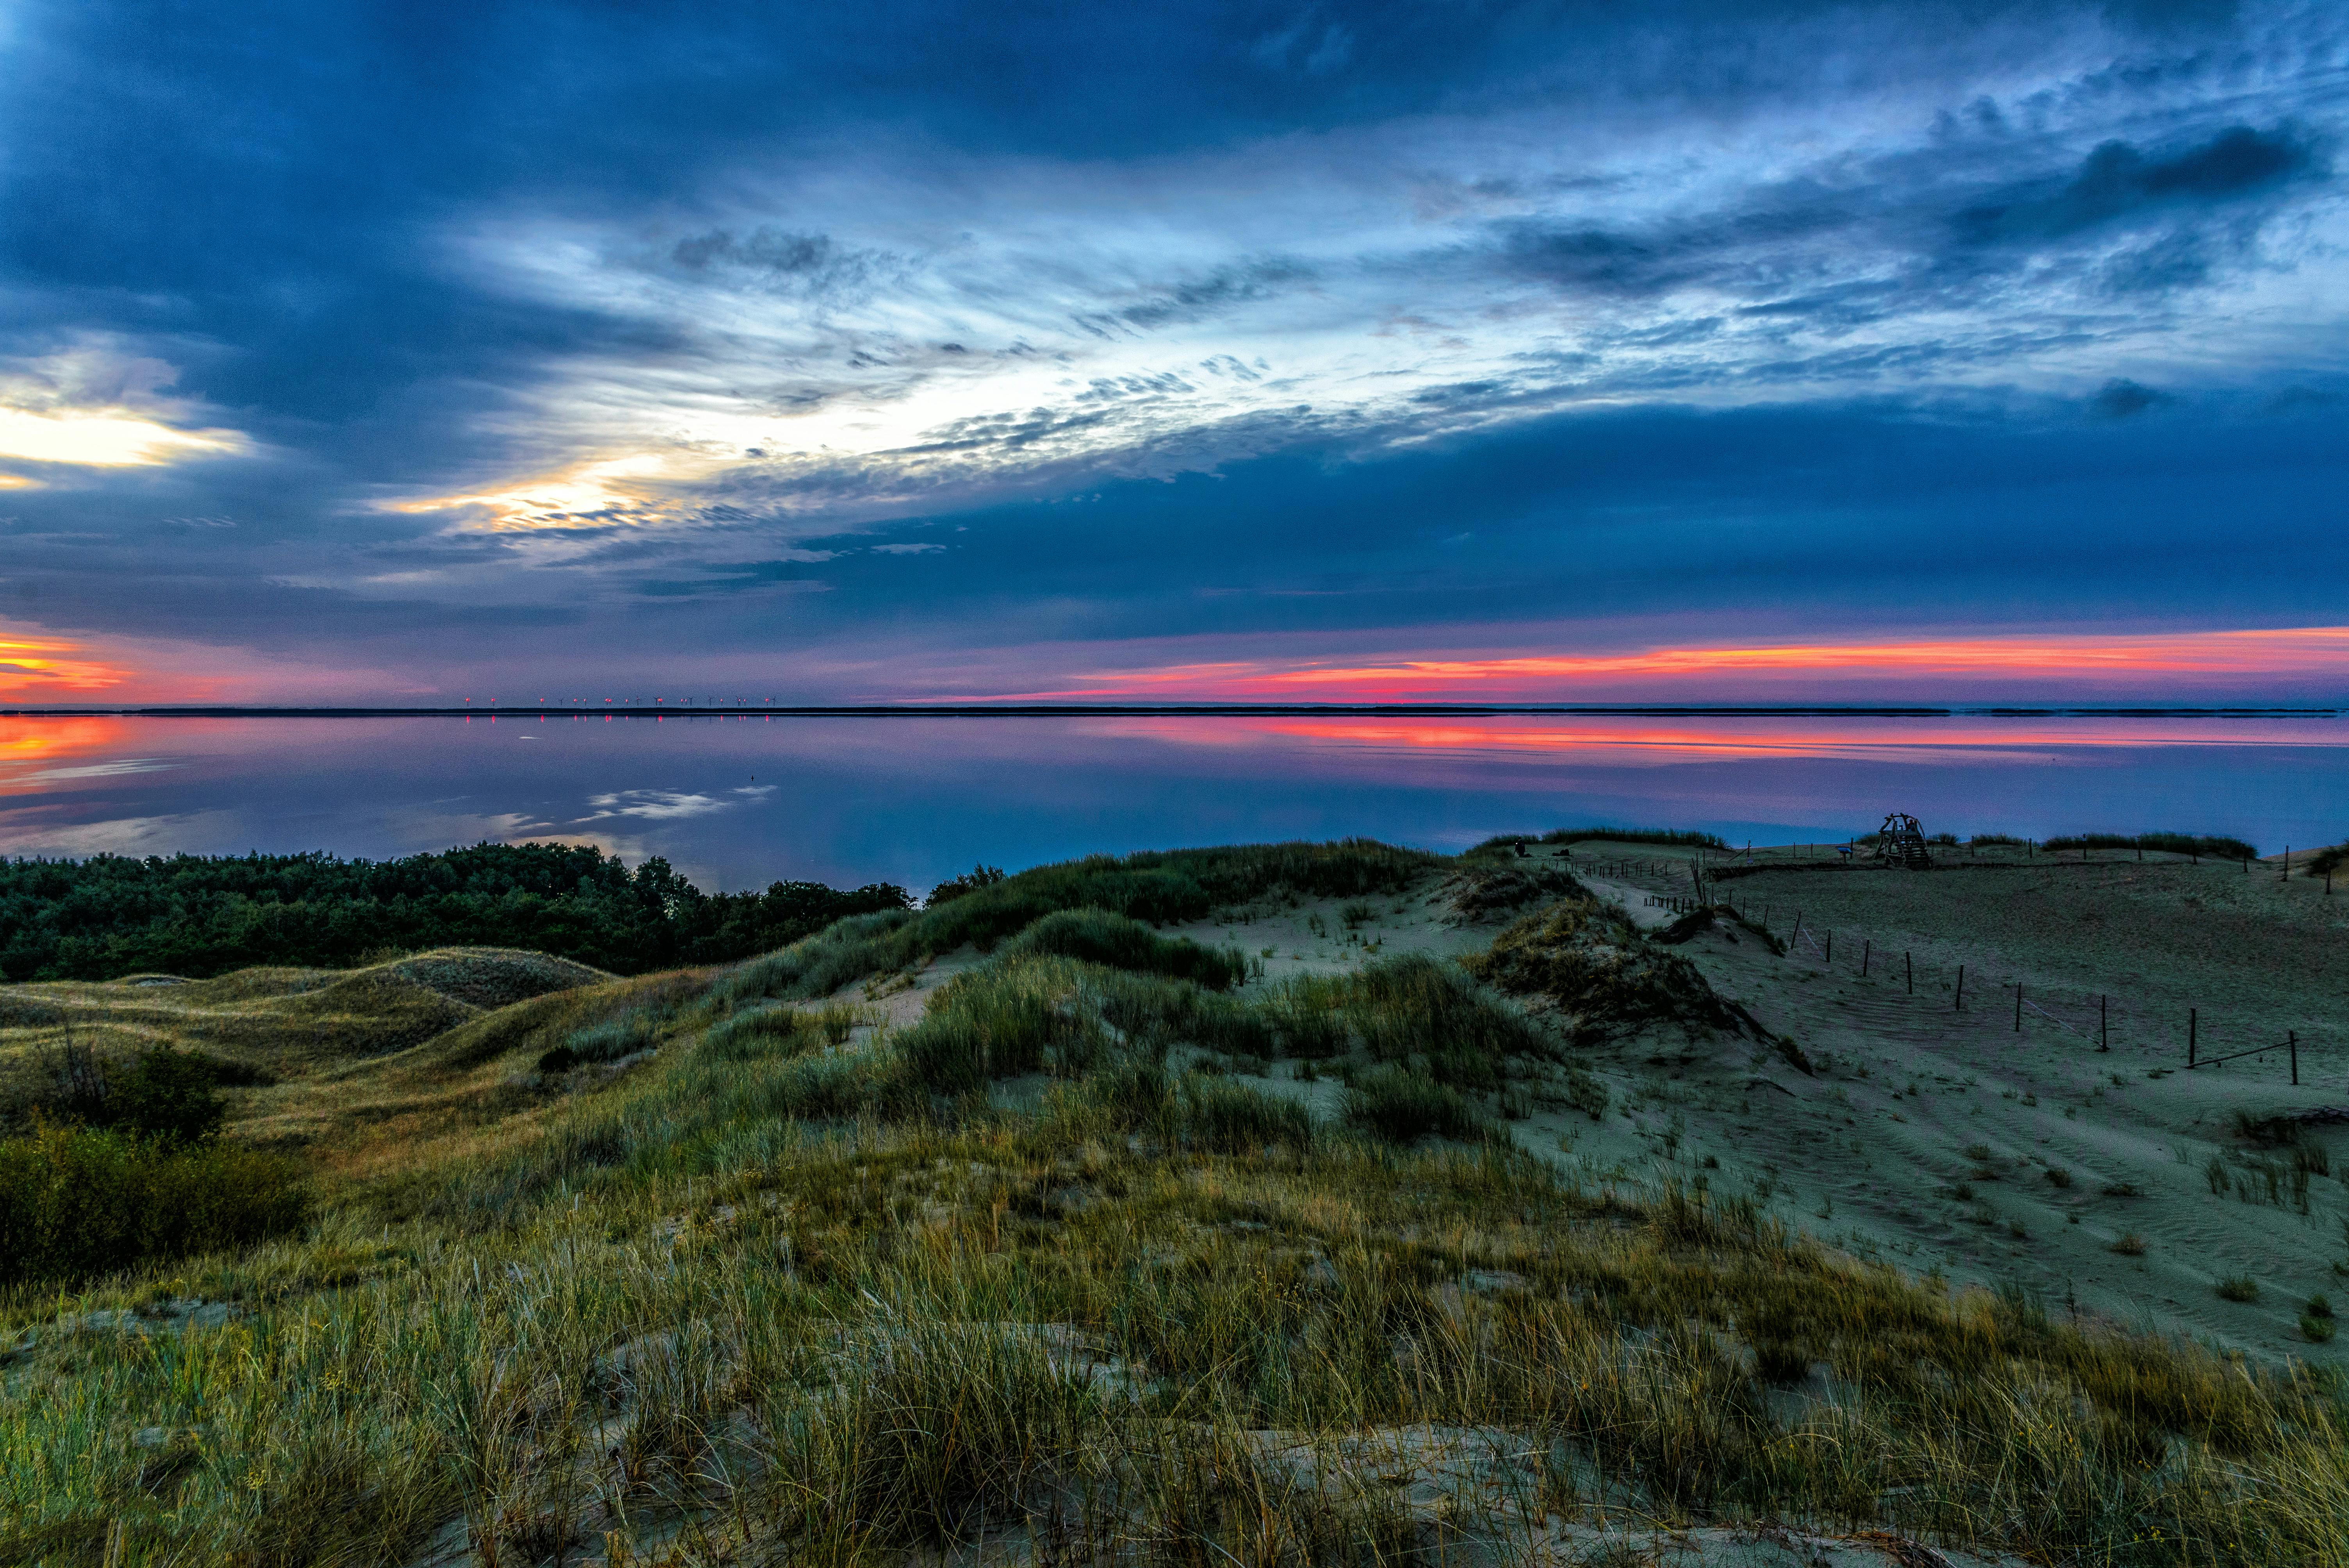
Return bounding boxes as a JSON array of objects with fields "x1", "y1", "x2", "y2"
[
  {"x1": 1534, "y1": 826, "x2": 1731, "y2": 850},
  {"x1": 1179, "y1": 1076, "x2": 1315, "y2": 1152},
  {"x1": 1003, "y1": 908, "x2": 1247, "y2": 989},
  {"x1": 2041, "y1": 831, "x2": 2260, "y2": 861},
  {"x1": 2112, "y1": 1233, "x2": 2146, "y2": 1255},
  {"x1": 0, "y1": 1121, "x2": 307, "y2": 1286},
  {"x1": 2216, "y1": 1275, "x2": 2260, "y2": 1303},
  {"x1": 1341, "y1": 1065, "x2": 1490, "y2": 1143}
]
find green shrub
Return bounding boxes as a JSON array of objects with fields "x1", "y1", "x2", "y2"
[
  {"x1": 2041, "y1": 832, "x2": 2260, "y2": 861},
  {"x1": 1266, "y1": 984, "x2": 1350, "y2": 1058},
  {"x1": 1180, "y1": 1076, "x2": 1315, "y2": 1153},
  {"x1": 924, "y1": 862, "x2": 1006, "y2": 907},
  {"x1": 786, "y1": 1313, "x2": 1101, "y2": 1547},
  {"x1": 722, "y1": 910, "x2": 917, "y2": 1004},
  {"x1": 1345, "y1": 954, "x2": 1550, "y2": 1087},
  {"x1": 1536, "y1": 827, "x2": 1730, "y2": 850},
  {"x1": 0, "y1": 1122, "x2": 308, "y2": 1286},
  {"x1": 538, "y1": 1014, "x2": 661, "y2": 1072},
  {"x1": 1342, "y1": 1066, "x2": 1490, "y2": 1143},
  {"x1": 1467, "y1": 899, "x2": 1741, "y2": 1039},
  {"x1": 895, "y1": 961, "x2": 1114, "y2": 1093},
  {"x1": 2216, "y1": 1275, "x2": 2260, "y2": 1303},
  {"x1": 1187, "y1": 994, "x2": 1280, "y2": 1058},
  {"x1": 700, "y1": 1007, "x2": 822, "y2": 1064},
  {"x1": 1003, "y1": 909, "x2": 1247, "y2": 989},
  {"x1": 105, "y1": 1046, "x2": 229, "y2": 1144},
  {"x1": 34, "y1": 1041, "x2": 230, "y2": 1143}
]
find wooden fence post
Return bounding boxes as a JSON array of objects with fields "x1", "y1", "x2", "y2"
[
  {"x1": 2290, "y1": 1031, "x2": 2298, "y2": 1087},
  {"x1": 1862, "y1": 939, "x2": 1870, "y2": 977},
  {"x1": 1906, "y1": 951, "x2": 1913, "y2": 994},
  {"x1": 1956, "y1": 965, "x2": 1965, "y2": 1011},
  {"x1": 2099, "y1": 994, "x2": 2107, "y2": 1051},
  {"x1": 2014, "y1": 983, "x2": 2023, "y2": 1033}
]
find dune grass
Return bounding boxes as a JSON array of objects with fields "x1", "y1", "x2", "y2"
[
  {"x1": 2041, "y1": 831, "x2": 2262, "y2": 861},
  {"x1": 726, "y1": 839, "x2": 1433, "y2": 1006},
  {"x1": 4, "y1": 1083, "x2": 2340, "y2": 1565},
  {"x1": 0, "y1": 838, "x2": 2344, "y2": 1566}
]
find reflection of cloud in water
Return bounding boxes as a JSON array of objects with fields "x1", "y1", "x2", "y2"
[
  {"x1": 0, "y1": 718, "x2": 149, "y2": 794},
  {"x1": 0, "y1": 809, "x2": 241, "y2": 856},
  {"x1": 582, "y1": 786, "x2": 772, "y2": 822},
  {"x1": 1, "y1": 758, "x2": 180, "y2": 788}
]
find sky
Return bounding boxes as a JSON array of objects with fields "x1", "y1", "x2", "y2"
[{"x1": 2, "y1": 0, "x2": 2347, "y2": 706}]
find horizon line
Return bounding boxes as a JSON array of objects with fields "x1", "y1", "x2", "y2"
[{"x1": 3, "y1": 702, "x2": 2345, "y2": 720}]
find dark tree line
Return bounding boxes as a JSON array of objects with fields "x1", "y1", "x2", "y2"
[{"x1": 0, "y1": 843, "x2": 913, "y2": 982}]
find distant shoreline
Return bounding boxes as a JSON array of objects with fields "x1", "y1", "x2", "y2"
[{"x1": 2, "y1": 703, "x2": 2344, "y2": 720}]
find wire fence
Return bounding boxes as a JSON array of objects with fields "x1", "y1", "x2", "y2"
[{"x1": 1595, "y1": 854, "x2": 2328, "y2": 1088}]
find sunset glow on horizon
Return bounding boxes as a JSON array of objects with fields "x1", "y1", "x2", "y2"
[{"x1": 997, "y1": 627, "x2": 2349, "y2": 704}]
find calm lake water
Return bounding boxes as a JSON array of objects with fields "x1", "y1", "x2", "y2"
[{"x1": 0, "y1": 712, "x2": 2341, "y2": 894}]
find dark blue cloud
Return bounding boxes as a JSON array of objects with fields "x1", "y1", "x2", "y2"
[{"x1": 1954, "y1": 124, "x2": 2327, "y2": 246}]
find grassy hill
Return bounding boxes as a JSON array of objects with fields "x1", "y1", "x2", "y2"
[{"x1": 0, "y1": 838, "x2": 2342, "y2": 1566}]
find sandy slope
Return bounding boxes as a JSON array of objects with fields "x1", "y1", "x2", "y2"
[{"x1": 1157, "y1": 842, "x2": 2349, "y2": 1364}]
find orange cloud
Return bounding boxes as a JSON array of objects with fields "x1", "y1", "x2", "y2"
[
  {"x1": 1052, "y1": 627, "x2": 2349, "y2": 700},
  {"x1": 0, "y1": 634, "x2": 135, "y2": 696}
]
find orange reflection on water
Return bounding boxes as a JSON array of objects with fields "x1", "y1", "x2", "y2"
[
  {"x1": 0, "y1": 716, "x2": 176, "y2": 797},
  {"x1": 1080, "y1": 713, "x2": 2349, "y2": 768}
]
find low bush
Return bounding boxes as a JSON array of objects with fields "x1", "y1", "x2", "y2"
[
  {"x1": 1345, "y1": 953, "x2": 1551, "y2": 1089},
  {"x1": 895, "y1": 959, "x2": 1115, "y2": 1093},
  {"x1": 538, "y1": 1015, "x2": 658, "y2": 1072},
  {"x1": 722, "y1": 910, "x2": 918, "y2": 1004},
  {"x1": 0, "y1": 1121, "x2": 308, "y2": 1286},
  {"x1": 2041, "y1": 832, "x2": 2260, "y2": 861},
  {"x1": 2306, "y1": 842, "x2": 2349, "y2": 877},
  {"x1": 1342, "y1": 1065, "x2": 1491, "y2": 1143},
  {"x1": 728, "y1": 841, "x2": 1435, "y2": 1005},
  {"x1": 1003, "y1": 909, "x2": 1247, "y2": 989},
  {"x1": 923, "y1": 862, "x2": 1006, "y2": 907},
  {"x1": 32, "y1": 1040, "x2": 230, "y2": 1144},
  {"x1": 1445, "y1": 862, "x2": 1590, "y2": 919},
  {"x1": 783, "y1": 1311, "x2": 1102, "y2": 1547},
  {"x1": 1466, "y1": 898, "x2": 1743, "y2": 1039},
  {"x1": 1539, "y1": 826, "x2": 1730, "y2": 850},
  {"x1": 1180, "y1": 1076, "x2": 1315, "y2": 1152},
  {"x1": 699, "y1": 1007, "x2": 823, "y2": 1064}
]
